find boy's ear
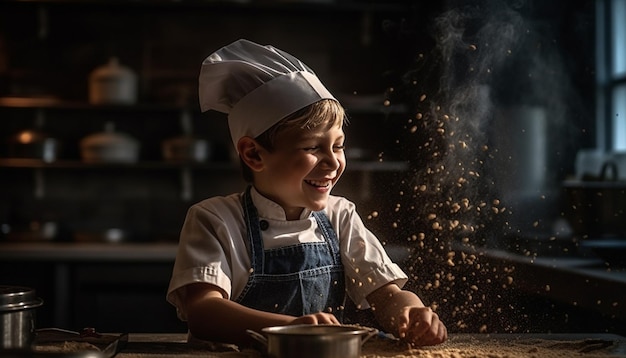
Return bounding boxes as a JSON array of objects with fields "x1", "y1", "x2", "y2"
[{"x1": 237, "y1": 136, "x2": 264, "y2": 171}]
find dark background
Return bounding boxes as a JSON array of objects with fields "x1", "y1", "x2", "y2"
[{"x1": 2, "y1": 0, "x2": 619, "y2": 336}]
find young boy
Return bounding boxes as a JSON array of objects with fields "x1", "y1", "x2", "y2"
[{"x1": 166, "y1": 39, "x2": 447, "y2": 347}]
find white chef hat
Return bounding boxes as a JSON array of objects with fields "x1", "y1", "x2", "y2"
[{"x1": 199, "y1": 39, "x2": 337, "y2": 150}]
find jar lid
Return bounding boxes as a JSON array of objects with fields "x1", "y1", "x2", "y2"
[
  {"x1": 90, "y1": 57, "x2": 136, "y2": 81},
  {"x1": 80, "y1": 122, "x2": 139, "y2": 148},
  {"x1": 0, "y1": 285, "x2": 44, "y2": 312}
]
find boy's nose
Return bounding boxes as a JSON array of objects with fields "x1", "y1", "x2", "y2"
[{"x1": 321, "y1": 149, "x2": 342, "y2": 170}]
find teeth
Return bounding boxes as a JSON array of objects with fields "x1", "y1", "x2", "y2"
[{"x1": 306, "y1": 180, "x2": 331, "y2": 187}]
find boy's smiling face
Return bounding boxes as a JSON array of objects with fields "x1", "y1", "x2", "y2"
[{"x1": 254, "y1": 120, "x2": 346, "y2": 220}]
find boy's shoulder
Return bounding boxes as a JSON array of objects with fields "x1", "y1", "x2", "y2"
[
  {"x1": 326, "y1": 194, "x2": 357, "y2": 216},
  {"x1": 188, "y1": 192, "x2": 243, "y2": 219}
]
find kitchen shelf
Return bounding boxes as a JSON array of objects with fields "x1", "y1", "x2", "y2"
[
  {"x1": 0, "y1": 97, "x2": 410, "y2": 115},
  {"x1": 0, "y1": 97, "x2": 187, "y2": 112},
  {"x1": 0, "y1": 158, "x2": 408, "y2": 172},
  {"x1": 0, "y1": 158, "x2": 237, "y2": 170}
]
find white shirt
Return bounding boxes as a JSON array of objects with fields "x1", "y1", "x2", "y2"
[{"x1": 167, "y1": 187, "x2": 407, "y2": 321}]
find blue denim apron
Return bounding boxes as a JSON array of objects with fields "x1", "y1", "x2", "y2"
[{"x1": 235, "y1": 186, "x2": 346, "y2": 320}]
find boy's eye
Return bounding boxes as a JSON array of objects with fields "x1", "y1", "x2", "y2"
[{"x1": 302, "y1": 144, "x2": 345, "y2": 152}]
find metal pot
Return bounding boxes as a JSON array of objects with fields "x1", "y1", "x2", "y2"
[
  {"x1": 0, "y1": 286, "x2": 43, "y2": 350},
  {"x1": 247, "y1": 325, "x2": 376, "y2": 358}
]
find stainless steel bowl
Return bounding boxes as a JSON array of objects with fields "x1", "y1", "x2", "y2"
[
  {"x1": 248, "y1": 325, "x2": 376, "y2": 358},
  {"x1": 0, "y1": 286, "x2": 44, "y2": 350}
]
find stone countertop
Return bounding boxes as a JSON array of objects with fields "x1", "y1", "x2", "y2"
[
  {"x1": 479, "y1": 247, "x2": 626, "y2": 284},
  {"x1": 473, "y1": 246, "x2": 626, "y2": 320},
  {"x1": 0, "y1": 242, "x2": 178, "y2": 262}
]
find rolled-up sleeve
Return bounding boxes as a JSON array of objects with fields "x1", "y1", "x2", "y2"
[
  {"x1": 166, "y1": 197, "x2": 246, "y2": 320},
  {"x1": 330, "y1": 198, "x2": 408, "y2": 309}
]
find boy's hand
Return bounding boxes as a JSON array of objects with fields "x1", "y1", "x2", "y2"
[
  {"x1": 289, "y1": 312, "x2": 340, "y2": 326},
  {"x1": 397, "y1": 306, "x2": 447, "y2": 346}
]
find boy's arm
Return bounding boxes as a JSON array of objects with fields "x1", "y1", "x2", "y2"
[
  {"x1": 185, "y1": 282, "x2": 339, "y2": 346},
  {"x1": 367, "y1": 283, "x2": 447, "y2": 346}
]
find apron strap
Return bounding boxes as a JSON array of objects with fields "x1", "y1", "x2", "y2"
[
  {"x1": 312, "y1": 210, "x2": 341, "y2": 266},
  {"x1": 242, "y1": 185, "x2": 265, "y2": 274}
]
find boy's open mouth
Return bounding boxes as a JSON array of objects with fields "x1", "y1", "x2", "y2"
[{"x1": 305, "y1": 179, "x2": 331, "y2": 188}]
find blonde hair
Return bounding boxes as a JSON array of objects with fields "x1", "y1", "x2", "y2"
[
  {"x1": 257, "y1": 99, "x2": 346, "y2": 150},
  {"x1": 240, "y1": 99, "x2": 346, "y2": 182}
]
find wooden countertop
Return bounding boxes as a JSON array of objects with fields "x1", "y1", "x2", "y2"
[
  {"x1": 114, "y1": 332, "x2": 626, "y2": 357},
  {"x1": 35, "y1": 331, "x2": 626, "y2": 357},
  {"x1": 33, "y1": 324, "x2": 626, "y2": 357}
]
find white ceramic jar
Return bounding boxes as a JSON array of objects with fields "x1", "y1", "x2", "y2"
[
  {"x1": 80, "y1": 122, "x2": 140, "y2": 163},
  {"x1": 88, "y1": 57, "x2": 138, "y2": 105}
]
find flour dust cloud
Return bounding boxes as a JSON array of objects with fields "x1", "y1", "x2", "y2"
[{"x1": 362, "y1": 0, "x2": 610, "y2": 334}]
